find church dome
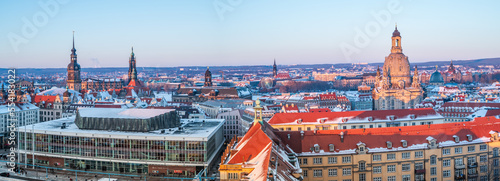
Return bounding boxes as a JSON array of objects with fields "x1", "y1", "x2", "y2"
[
  {"x1": 392, "y1": 28, "x2": 400, "y2": 37},
  {"x1": 429, "y1": 70, "x2": 444, "y2": 84}
]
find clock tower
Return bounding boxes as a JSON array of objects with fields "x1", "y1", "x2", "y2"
[{"x1": 67, "y1": 31, "x2": 81, "y2": 92}]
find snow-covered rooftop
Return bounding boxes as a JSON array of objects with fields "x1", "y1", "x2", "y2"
[
  {"x1": 18, "y1": 116, "x2": 224, "y2": 140},
  {"x1": 78, "y1": 108, "x2": 174, "y2": 119}
]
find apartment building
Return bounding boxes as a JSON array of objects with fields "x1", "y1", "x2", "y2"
[
  {"x1": 275, "y1": 116, "x2": 500, "y2": 181},
  {"x1": 268, "y1": 108, "x2": 444, "y2": 131}
]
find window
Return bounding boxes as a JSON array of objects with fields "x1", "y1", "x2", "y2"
[
  {"x1": 495, "y1": 159, "x2": 499, "y2": 167},
  {"x1": 373, "y1": 177, "x2": 382, "y2": 181},
  {"x1": 402, "y1": 163, "x2": 410, "y2": 171},
  {"x1": 402, "y1": 175, "x2": 411, "y2": 181},
  {"x1": 387, "y1": 176, "x2": 396, "y2": 181},
  {"x1": 359, "y1": 173, "x2": 366, "y2": 181},
  {"x1": 430, "y1": 178, "x2": 437, "y2": 181},
  {"x1": 342, "y1": 156, "x2": 351, "y2": 163},
  {"x1": 442, "y1": 148, "x2": 450, "y2": 155},
  {"x1": 303, "y1": 158, "x2": 308, "y2": 165},
  {"x1": 342, "y1": 168, "x2": 351, "y2": 176},
  {"x1": 480, "y1": 165, "x2": 488, "y2": 173},
  {"x1": 313, "y1": 169, "x2": 322, "y2": 177},
  {"x1": 443, "y1": 159, "x2": 451, "y2": 167},
  {"x1": 373, "y1": 166, "x2": 381, "y2": 174},
  {"x1": 430, "y1": 155, "x2": 437, "y2": 165},
  {"x1": 313, "y1": 158, "x2": 322, "y2": 164},
  {"x1": 387, "y1": 153, "x2": 396, "y2": 160},
  {"x1": 328, "y1": 157, "x2": 337, "y2": 164},
  {"x1": 298, "y1": 158, "x2": 302, "y2": 164},
  {"x1": 430, "y1": 167, "x2": 437, "y2": 175},
  {"x1": 455, "y1": 158, "x2": 463, "y2": 166},
  {"x1": 228, "y1": 173, "x2": 238, "y2": 179},
  {"x1": 480, "y1": 144, "x2": 487, "y2": 151},
  {"x1": 468, "y1": 145, "x2": 475, "y2": 152},
  {"x1": 373, "y1": 155, "x2": 381, "y2": 161},
  {"x1": 359, "y1": 162, "x2": 366, "y2": 171},
  {"x1": 455, "y1": 147, "x2": 462, "y2": 154},
  {"x1": 468, "y1": 156, "x2": 476, "y2": 164},
  {"x1": 480, "y1": 176, "x2": 488, "y2": 181},
  {"x1": 402, "y1": 152, "x2": 410, "y2": 159},
  {"x1": 443, "y1": 170, "x2": 451, "y2": 177},
  {"x1": 328, "y1": 169, "x2": 337, "y2": 176},
  {"x1": 387, "y1": 165, "x2": 396, "y2": 172},
  {"x1": 480, "y1": 155, "x2": 487, "y2": 162},
  {"x1": 415, "y1": 151, "x2": 423, "y2": 158},
  {"x1": 303, "y1": 170, "x2": 308, "y2": 177},
  {"x1": 494, "y1": 148, "x2": 499, "y2": 157}
]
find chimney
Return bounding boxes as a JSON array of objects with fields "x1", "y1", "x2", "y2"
[
  {"x1": 340, "y1": 131, "x2": 344, "y2": 143},
  {"x1": 230, "y1": 149, "x2": 238, "y2": 155}
]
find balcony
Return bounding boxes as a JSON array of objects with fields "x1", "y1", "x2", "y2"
[
  {"x1": 455, "y1": 174, "x2": 465, "y2": 180},
  {"x1": 467, "y1": 173, "x2": 478, "y2": 178},
  {"x1": 455, "y1": 163, "x2": 466, "y2": 169},
  {"x1": 467, "y1": 162, "x2": 477, "y2": 168},
  {"x1": 414, "y1": 169, "x2": 425, "y2": 174}
]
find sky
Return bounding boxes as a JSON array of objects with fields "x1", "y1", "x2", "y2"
[{"x1": 1, "y1": 0, "x2": 499, "y2": 68}]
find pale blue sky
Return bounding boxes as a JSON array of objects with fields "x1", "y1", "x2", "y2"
[{"x1": 1, "y1": 0, "x2": 499, "y2": 68}]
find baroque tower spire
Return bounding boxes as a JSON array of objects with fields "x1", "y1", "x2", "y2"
[
  {"x1": 67, "y1": 31, "x2": 81, "y2": 92},
  {"x1": 273, "y1": 58, "x2": 277, "y2": 78},
  {"x1": 391, "y1": 24, "x2": 402, "y2": 54},
  {"x1": 128, "y1": 46, "x2": 137, "y2": 84}
]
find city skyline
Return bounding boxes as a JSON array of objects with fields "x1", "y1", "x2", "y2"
[{"x1": 2, "y1": 1, "x2": 500, "y2": 68}]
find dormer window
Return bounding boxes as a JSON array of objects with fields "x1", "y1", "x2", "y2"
[
  {"x1": 367, "y1": 117, "x2": 373, "y2": 121},
  {"x1": 314, "y1": 144, "x2": 320, "y2": 153},
  {"x1": 409, "y1": 114, "x2": 416, "y2": 119},
  {"x1": 453, "y1": 135, "x2": 459, "y2": 143},
  {"x1": 342, "y1": 118, "x2": 348, "y2": 123},
  {"x1": 427, "y1": 136, "x2": 437, "y2": 149},
  {"x1": 467, "y1": 134, "x2": 473, "y2": 142},
  {"x1": 329, "y1": 144, "x2": 335, "y2": 152},
  {"x1": 357, "y1": 142, "x2": 367, "y2": 154},
  {"x1": 388, "y1": 115, "x2": 395, "y2": 121},
  {"x1": 387, "y1": 141, "x2": 392, "y2": 149},
  {"x1": 490, "y1": 131, "x2": 499, "y2": 141},
  {"x1": 296, "y1": 119, "x2": 302, "y2": 124},
  {"x1": 401, "y1": 140, "x2": 408, "y2": 148}
]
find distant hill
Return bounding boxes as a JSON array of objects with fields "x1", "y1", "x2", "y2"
[
  {"x1": 411, "y1": 57, "x2": 500, "y2": 67},
  {"x1": 1, "y1": 57, "x2": 498, "y2": 73}
]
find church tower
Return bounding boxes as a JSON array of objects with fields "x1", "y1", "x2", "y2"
[
  {"x1": 273, "y1": 59, "x2": 277, "y2": 78},
  {"x1": 382, "y1": 25, "x2": 411, "y2": 88},
  {"x1": 67, "y1": 31, "x2": 81, "y2": 92},
  {"x1": 204, "y1": 67, "x2": 213, "y2": 87},
  {"x1": 373, "y1": 25, "x2": 423, "y2": 110},
  {"x1": 128, "y1": 47, "x2": 137, "y2": 84}
]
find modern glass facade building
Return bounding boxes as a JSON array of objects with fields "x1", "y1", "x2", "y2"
[{"x1": 18, "y1": 112, "x2": 224, "y2": 178}]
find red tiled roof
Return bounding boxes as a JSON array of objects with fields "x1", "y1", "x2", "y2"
[
  {"x1": 94, "y1": 105, "x2": 122, "y2": 108},
  {"x1": 268, "y1": 108, "x2": 439, "y2": 125},
  {"x1": 441, "y1": 102, "x2": 500, "y2": 108},
  {"x1": 276, "y1": 73, "x2": 291, "y2": 79},
  {"x1": 485, "y1": 109, "x2": 500, "y2": 117},
  {"x1": 127, "y1": 79, "x2": 141, "y2": 87},
  {"x1": 277, "y1": 116, "x2": 500, "y2": 154},
  {"x1": 227, "y1": 123, "x2": 272, "y2": 164},
  {"x1": 319, "y1": 93, "x2": 337, "y2": 100},
  {"x1": 32, "y1": 95, "x2": 57, "y2": 104}
]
